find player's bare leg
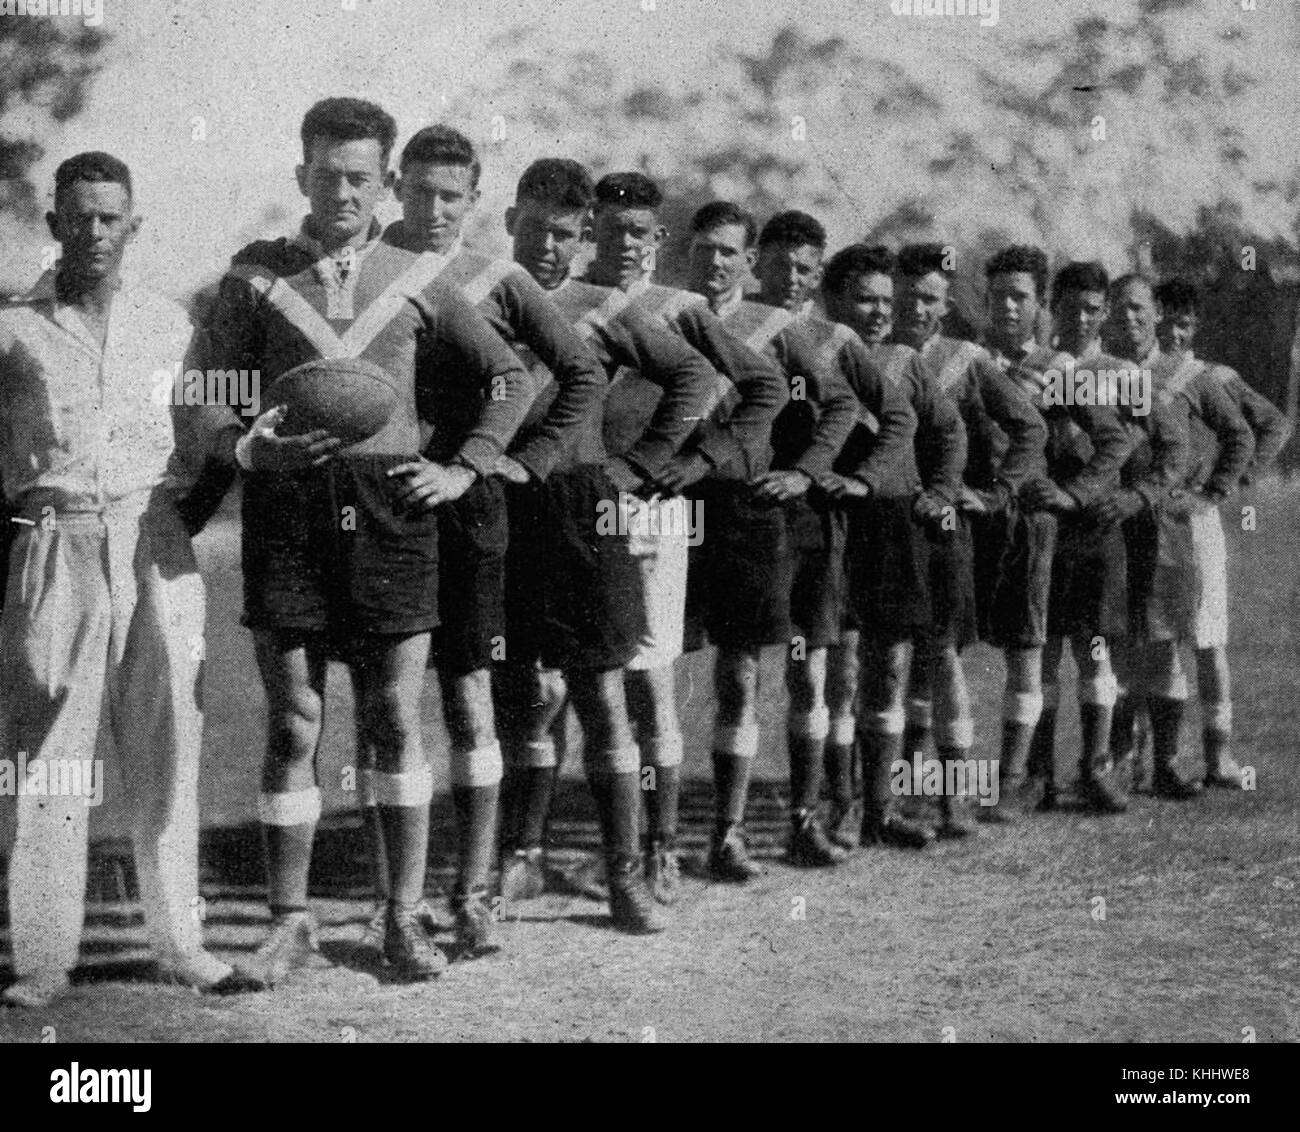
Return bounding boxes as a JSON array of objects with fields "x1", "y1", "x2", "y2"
[
  {"x1": 570, "y1": 668, "x2": 664, "y2": 933},
  {"x1": 441, "y1": 666, "x2": 503, "y2": 952},
  {"x1": 625, "y1": 665, "x2": 684, "y2": 903},
  {"x1": 979, "y1": 645, "x2": 1046, "y2": 823},
  {"x1": 497, "y1": 661, "x2": 567, "y2": 902},
  {"x1": 245, "y1": 630, "x2": 336, "y2": 987},
  {"x1": 1071, "y1": 634, "x2": 1127, "y2": 813},
  {"x1": 823, "y1": 632, "x2": 860, "y2": 848},
  {"x1": 784, "y1": 646, "x2": 846, "y2": 866},
  {"x1": 707, "y1": 647, "x2": 765, "y2": 881},
  {"x1": 859, "y1": 637, "x2": 934, "y2": 848},
  {"x1": 352, "y1": 632, "x2": 445, "y2": 980},
  {"x1": 1197, "y1": 645, "x2": 1241, "y2": 787}
]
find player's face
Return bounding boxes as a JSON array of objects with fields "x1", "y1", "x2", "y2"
[
  {"x1": 824, "y1": 271, "x2": 893, "y2": 344},
  {"x1": 295, "y1": 137, "x2": 392, "y2": 248},
  {"x1": 590, "y1": 205, "x2": 664, "y2": 288},
  {"x1": 507, "y1": 200, "x2": 587, "y2": 291},
  {"x1": 47, "y1": 180, "x2": 139, "y2": 283},
  {"x1": 1053, "y1": 288, "x2": 1109, "y2": 356},
  {"x1": 397, "y1": 162, "x2": 480, "y2": 254},
  {"x1": 894, "y1": 270, "x2": 948, "y2": 349},
  {"x1": 986, "y1": 271, "x2": 1040, "y2": 353},
  {"x1": 1110, "y1": 280, "x2": 1158, "y2": 361},
  {"x1": 755, "y1": 242, "x2": 824, "y2": 312},
  {"x1": 1158, "y1": 311, "x2": 1198, "y2": 357},
  {"x1": 687, "y1": 223, "x2": 753, "y2": 302}
]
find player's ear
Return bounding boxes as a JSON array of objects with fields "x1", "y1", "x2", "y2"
[
  {"x1": 654, "y1": 223, "x2": 668, "y2": 248},
  {"x1": 744, "y1": 246, "x2": 758, "y2": 272},
  {"x1": 126, "y1": 212, "x2": 143, "y2": 242},
  {"x1": 45, "y1": 210, "x2": 60, "y2": 242},
  {"x1": 808, "y1": 261, "x2": 824, "y2": 290},
  {"x1": 503, "y1": 206, "x2": 516, "y2": 237},
  {"x1": 381, "y1": 168, "x2": 396, "y2": 193},
  {"x1": 294, "y1": 163, "x2": 309, "y2": 198}
]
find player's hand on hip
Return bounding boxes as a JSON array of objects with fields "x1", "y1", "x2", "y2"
[
  {"x1": 821, "y1": 473, "x2": 872, "y2": 502},
  {"x1": 752, "y1": 469, "x2": 812, "y2": 503},
  {"x1": 651, "y1": 453, "x2": 709, "y2": 496},
  {"x1": 1021, "y1": 478, "x2": 1077, "y2": 513},
  {"x1": 238, "y1": 406, "x2": 343, "y2": 472},
  {"x1": 493, "y1": 453, "x2": 532, "y2": 485},
  {"x1": 388, "y1": 457, "x2": 477, "y2": 511}
]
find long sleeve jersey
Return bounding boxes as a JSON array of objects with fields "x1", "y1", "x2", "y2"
[{"x1": 915, "y1": 333, "x2": 1048, "y2": 499}]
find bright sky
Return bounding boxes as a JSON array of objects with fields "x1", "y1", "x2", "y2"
[{"x1": 5, "y1": 0, "x2": 1288, "y2": 297}]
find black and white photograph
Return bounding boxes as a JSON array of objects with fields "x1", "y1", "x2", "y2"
[{"x1": 0, "y1": 0, "x2": 1296, "y2": 1085}]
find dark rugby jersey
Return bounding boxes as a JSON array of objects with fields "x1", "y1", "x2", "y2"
[
  {"x1": 995, "y1": 343, "x2": 1132, "y2": 509},
  {"x1": 584, "y1": 277, "x2": 789, "y2": 482},
  {"x1": 709, "y1": 297, "x2": 857, "y2": 480},
  {"x1": 203, "y1": 224, "x2": 532, "y2": 474},
  {"x1": 384, "y1": 225, "x2": 606, "y2": 481},
  {"x1": 915, "y1": 333, "x2": 1048, "y2": 497}
]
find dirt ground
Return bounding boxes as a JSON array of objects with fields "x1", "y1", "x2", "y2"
[{"x1": 2, "y1": 479, "x2": 1298, "y2": 1043}]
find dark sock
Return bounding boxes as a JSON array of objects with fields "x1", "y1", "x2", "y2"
[
  {"x1": 378, "y1": 804, "x2": 430, "y2": 907},
  {"x1": 787, "y1": 733, "x2": 825, "y2": 815},
  {"x1": 518, "y1": 767, "x2": 558, "y2": 852},
  {"x1": 452, "y1": 784, "x2": 499, "y2": 895},
  {"x1": 264, "y1": 822, "x2": 316, "y2": 912}
]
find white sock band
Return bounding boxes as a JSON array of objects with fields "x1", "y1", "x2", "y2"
[
  {"x1": 522, "y1": 738, "x2": 558, "y2": 769},
  {"x1": 1151, "y1": 672, "x2": 1189, "y2": 702},
  {"x1": 1002, "y1": 691, "x2": 1043, "y2": 726},
  {"x1": 935, "y1": 717, "x2": 975, "y2": 750},
  {"x1": 1203, "y1": 702, "x2": 1232, "y2": 733},
  {"x1": 865, "y1": 707, "x2": 906, "y2": 737},
  {"x1": 645, "y1": 733, "x2": 685, "y2": 769},
  {"x1": 259, "y1": 787, "x2": 322, "y2": 827},
  {"x1": 829, "y1": 715, "x2": 856, "y2": 746},
  {"x1": 369, "y1": 765, "x2": 434, "y2": 807},
  {"x1": 789, "y1": 706, "x2": 831, "y2": 741},
  {"x1": 452, "y1": 741, "x2": 503, "y2": 788},
  {"x1": 906, "y1": 698, "x2": 933, "y2": 728},
  {"x1": 715, "y1": 723, "x2": 760, "y2": 759},
  {"x1": 1079, "y1": 674, "x2": 1119, "y2": 707},
  {"x1": 604, "y1": 742, "x2": 642, "y2": 775}
]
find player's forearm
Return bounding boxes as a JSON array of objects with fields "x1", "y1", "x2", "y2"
[
  {"x1": 790, "y1": 369, "x2": 858, "y2": 481},
  {"x1": 1063, "y1": 404, "x2": 1131, "y2": 508}
]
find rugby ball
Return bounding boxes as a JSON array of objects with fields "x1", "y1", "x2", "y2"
[{"x1": 265, "y1": 357, "x2": 398, "y2": 446}]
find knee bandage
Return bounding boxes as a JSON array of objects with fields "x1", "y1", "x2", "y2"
[
  {"x1": 1078, "y1": 672, "x2": 1119, "y2": 708},
  {"x1": 864, "y1": 706, "x2": 906, "y2": 737},
  {"x1": 1002, "y1": 690, "x2": 1044, "y2": 727},
  {"x1": 829, "y1": 715, "x2": 856, "y2": 747}
]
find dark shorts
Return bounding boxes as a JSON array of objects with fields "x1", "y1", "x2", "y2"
[
  {"x1": 846, "y1": 494, "x2": 933, "y2": 643},
  {"x1": 973, "y1": 506, "x2": 1057, "y2": 650},
  {"x1": 504, "y1": 465, "x2": 643, "y2": 672},
  {"x1": 684, "y1": 479, "x2": 790, "y2": 652},
  {"x1": 786, "y1": 500, "x2": 850, "y2": 650},
  {"x1": 924, "y1": 515, "x2": 978, "y2": 650},
  {"x1": 431, "y1": 476, "x2": 508, "y2": 674},
  {"x1": 1047, "y1": 513, "x2": 1128, "y2": 643},
  {"x1": 1122, "y1": 506, "x2": 1196, "y2": 643},
  {"x1": 241, "y1": 455, "x2": 440, "y2": 641}
]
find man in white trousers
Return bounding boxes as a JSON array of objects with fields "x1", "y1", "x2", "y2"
[{"x1": 0, "y1": 152, "x2": 256, "y2": 1007}]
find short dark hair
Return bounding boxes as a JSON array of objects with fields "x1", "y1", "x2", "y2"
[
  {"x1": 985, "y1": 245, "x2": 1049, "y2": 302},
  {"x1": 300, "y1": 98, "x2": 397, "y2": 165},
  {"x1": 1153, "y1": 278, "x2": 1200, "y2": 317},
  {"x1": 896, "y1": 242, "x2": 952, "y2": 280},
  {"x1": 1050, "y1": 261, "x2": 1110, "y2": 310},
  {"x1": 690, "y1": 201, "x2": 757, "y2": 248},
  {"x1": 54, "y1": 151, "x2": 132, "y2": 209},
  {"x1": 400, "y1": 124, "x2": 480, "y2": 187},
  {"x1": 758, "y1": 210, "x2": 827, "y2": 252},
  {"x1": 823, "y1": 244, "x2": 895, "y2": 296},
  {"x1": 1109, "y1": 272, "x2": 1156, "y2": 303},
  {"x1": 515, "y1": 158, "x2": 595, "y2": 211},
  {"x1": 593, "y1": 171, "x2": 663, "y2": 210}
]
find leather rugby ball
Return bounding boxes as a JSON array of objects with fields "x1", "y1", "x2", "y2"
[{"x1": 265, "y1": 357, "x2": 399, "y2": 446}]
